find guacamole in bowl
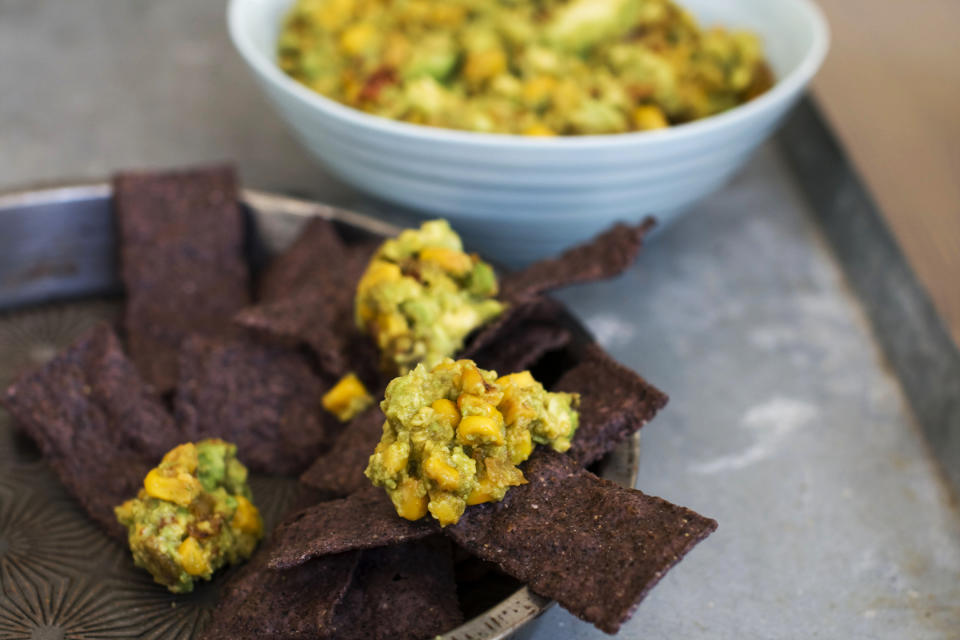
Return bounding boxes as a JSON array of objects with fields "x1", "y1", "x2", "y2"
[{"x1": 277, "y1": 0, "x2": 772, "y2": 135}]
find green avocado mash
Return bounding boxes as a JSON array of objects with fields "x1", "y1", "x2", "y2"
[
  {"x1": 277, "y1": 0, "x2": 773, "y2": 135},
  {"x1": 355, "y1": 220, "x2": 504, "y2": 374},
  {"x1": 365, "y1": 358, "x2": 579, "y2": 526},
  {"x1": 115, "y1": 439, "x2": 263, "y2": 593}
]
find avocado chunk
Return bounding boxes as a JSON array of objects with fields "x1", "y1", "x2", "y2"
[{"x1": 546, "y1": 0, "x2": 641, "y2": 53}]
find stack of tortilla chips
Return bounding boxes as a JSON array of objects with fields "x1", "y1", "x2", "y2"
[{"x1": 2, "y1": 166, "x2": 716, "y2": 638}]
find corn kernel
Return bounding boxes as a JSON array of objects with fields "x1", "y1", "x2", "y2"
[
  {"x1": 394, "y1": 478, "x2": 428, "y2": 520},
  {"x1": 322, "y1": 373, "x2": 373, "y2": 422},
  {"x1": 160, "y1": 443, "x2": 198, "y2": 472},
  {"x1": 423, "y1": 455, "x2": 460, "y2": 490},
  {"x1": 357, "y1": 260, "x2": 402, "y2": 295},
  {"x1": 339, "y1": 23, "x2": 376, "y2": 56},
  {"x1": 522, "y1": 76, "x2": 557, "y2": 107},
  {"x1": 429, "y1": 3, "x2": 465, "y2": 26},
  {"x1": 144, "y1": 469, "x2": 202, "y2": 506},
  {"x1": 178, "y1": 537, "x2": 210, "y2": 577},
  {"x1": 381, "y1": 442, "x2": 409, "y2": 475},
  {"x1": 497, "y1": 371, "x2": 536, "y2": 389},
  {"x1": 375, "y1": 312, "x2": 408, "y2": 340},
  {"x1": 466, "y1": 478, "x2": 498, "y2": 505},
  {"x1": 464, "y1": 49, "x2": 506, "y2": 84},
  {"x1": 419, "y1": 247, "x2": 473, "y2": 276},
  {"x1": 507, "y1": 429, "x2": 534, "y2": 465},
  {"x1": 457, "y1": 393, "x2": 498, "y2": 418},
  {"x1": 428, "y1": 492, "x2": 465, "y2": 526},
  {"x1": 458, "y1": 415, "x2": 505, "y2": 446},
  {"x1": 459, "y1": 365, "x2": 486, "y2": 395},
  {"x1": 524, "y1": 123, "x2": 556, "y2": 137},
  {"x1": 431, "y1": 398, "x2": 461, "y2": 427},
  {"x1": 500, "y1": 396, "x2": 535, "y2": 427},
  {"x1": 231, "y1": 495, "x2": 263, "y2": 536},
  {"x1": 633, "y1": 105, "x2": 669, "y2": 131}
]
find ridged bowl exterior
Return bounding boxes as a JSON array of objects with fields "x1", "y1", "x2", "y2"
[{"x1": 229, "y1": 0, "x2": 829, "y2": 264}]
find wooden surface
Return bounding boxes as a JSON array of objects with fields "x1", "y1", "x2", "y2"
[{"x1": 812, "y1": 0, "x2": 960, "y2": 344}]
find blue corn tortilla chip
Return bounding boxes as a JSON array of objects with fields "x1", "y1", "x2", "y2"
[
  {"x1": 555, "y1": 343, "x2": 669, "y2": 466},
  {"x1": 242, "y1": 218, "x2": 380, "y2": 382},
  {"x1": 463, "y1": 311, "x2": 572, "y2": 376},
  {"x1": 235, "y1": 292, "x2": 348, "y2": 378},
  {"x1": 447, "y1": 449, "x2": 717, "y2": 634},
  {"x1": 299, "y1": 406, "x2": 384, "y2": 498},
  {"x1": 175, "y1": 335, "x2": 340, "y2": 475},
  {"x1": 501, "y1": 220, "x2": 655, "y2": 301},
  {"x1": 268, "y1": 486, "x2": 440, "y2": 569},
  {"x1": 114, "y1": 166, "x2": 251, "y2": 392},
  {"x1": 329, "y1": 538, "x2": 463, "y2": 640},
  {"x1": 201, "y1": 544, "x2": 361, "y2": 640},
  {"x1": 1, "y1": 323, "x2": 183, "y2": 541}
]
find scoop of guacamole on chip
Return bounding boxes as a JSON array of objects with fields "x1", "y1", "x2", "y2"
[
  {"x1": 115, "y1": 439, "x2": 263, "y2": 593},
  {"x1": 366, "y1": 358, "x2": 579, "y2": 526},
  {"x1": 355, "y1": 220, "x2": 504, "y2": 374}
]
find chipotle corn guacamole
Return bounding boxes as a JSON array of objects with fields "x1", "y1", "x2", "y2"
[
  {"x1": 115, "y1": 439, "x2": 263, "y2": 593},
  {"x1": 366, "y1": 359, "x2": 579, "y2": 526},
  {"x1": 355, "y1": 220, "x2": 503, "y2": 374},
  {"x1": 278, "y1": 0, "x2": 773, "y2": 135}
]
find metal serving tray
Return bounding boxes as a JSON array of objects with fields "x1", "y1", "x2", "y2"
[{"x1": 0, "y1": 187, "x2": 638, "y2": 640}]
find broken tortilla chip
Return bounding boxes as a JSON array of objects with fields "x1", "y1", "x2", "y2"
[
  {"x1": 501, "y1": 220, "x2": 654, "y2": 301},
  {"x1": 299, "y1": 406, "x2": 384, "y2": 498},
  {"x1": 113, "y1": 166, "x2": 251, "y2": 392},
  {"x1": 201, "y1": 544, "x2": 361, "y2": 640},
  {"x1": 447, "y1": 449, "x2": 716, "y2": 634},
  {"x1": 554, "y1": 343, "x2": 668, "y2": 467},
  {"x1": 268, "y1": 486, "x2": 439, "y2": 569},
  {"x1": 329, "y1": 538, "x2": 463, "y2": 640},
  {"x1": 1, "y1": 323, "x2": 183, "y2": 541},
  {"x1": 175, "y1": 335, "x2": 338, "y2": 475}
]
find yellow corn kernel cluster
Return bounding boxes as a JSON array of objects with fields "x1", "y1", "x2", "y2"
[
  {"x1": 177, "y1": 537, "x2": 210, "y2": 577},
  {"x1": 375, "y1": 439, "x2": 410, "y2": 475},
  {"x1": 524, "y1": 123, "x2": 556, "y2": 137},
  {"x1": 419, "y1": 247, "x2": 473, "y2": 276},
  {"x1": 423, "y1": 454, "x2": 460, "y2": 491},
  {"x1": 428, "y1": 491, "x2": 465, "y2": 526},
  {"x1": 339, "y1": 22, "x2": 376, "y2": 56},
  {"x1": 458, "y1": 415, "x2": 504, "y2": 446},
  {"x1": 231, "y1": 495, "x2": 263, "y2": 536},
  {"x1": 394, "y1": 477, "x2": 428, "y2": 520},
  {"x1": 161, "y1": 442, "x2": 198, "y2": 472},
  {"x1": 144, "y1": 468, "x2": 202, "y2": 507},
  {"x1": 322, "y1": 373, "x2": 374, "y2": 422},
  {"x1": 633, "y1": 105, "x2": 669, "y2": 130},
  {"x1": 431, "y1": 398, "x2": 460, "y2": 427},
  {"x1": 464, "y1": 49, "x2": 506, "y2": 84}
]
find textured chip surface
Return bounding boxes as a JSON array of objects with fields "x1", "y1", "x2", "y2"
[
  {"x1": 501, "y1": 220, "x2": 654, "y2": 301},
  {"x1": 299, "y1": 406, "x2": 384, "y2": 497},
  {"x1": 448, "y1": 449, "x2": 717, "y2": 634},
  {"x1": 202, "y1": 544, "x2": 361, "y2": 640},
  {"x1": 1, "y1": 323, "x2": 183, "y2": 541},
  {"x1": 330, "y1": 538, "x2": 464, "y2": 640},
  {"x1": 114, "y1": 166, "x2": 250, "y2": 391},
  {"x1": 175, "y1": 335, "x2": 338, "y2": 475},
  {"x1": 269, "y1": 486, "x2": 440, "y2": 569},
  {"x1": 556, "y1": 343, "x2": 669, "y2": 466}
]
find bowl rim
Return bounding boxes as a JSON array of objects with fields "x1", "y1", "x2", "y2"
[{"x1": 228, "y1": 0, "x2": 829, "y2": 149}]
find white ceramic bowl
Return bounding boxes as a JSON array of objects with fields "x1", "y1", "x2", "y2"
[{"x1": 229, "y1": 0, "x2": 829, "y2": 264}]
